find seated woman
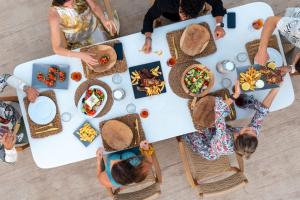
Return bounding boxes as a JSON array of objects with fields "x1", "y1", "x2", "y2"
[
  {"x1": 0, "y1": 74, "x2": 39, "y2": 163},
  {"x1": 49, "y1": 0, "x2": 118, "y2": 66},
  {"x1": 142, "y1": 0, "x2": 227, "y2": 53},
  {"x1": 182, "y1": 81, "x2": 280, "y2": 160},
  {"x1": 96, "y1": 141, "x2": 153, "y2": 188},
  {"x1": 255, "y1": 7, "x2": 300, "y2": 74}
]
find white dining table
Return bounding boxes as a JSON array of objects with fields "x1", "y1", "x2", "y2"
[{"x1": 14, "y1": 2, "x2": 294, "y2": 169}]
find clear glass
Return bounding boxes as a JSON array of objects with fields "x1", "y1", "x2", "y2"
[
  {"x1": 236, "y1": 52, "x2": 248, "y2": 63},
  {"x1": 112, "y1": 73, "x2": 122, "y2": 84},
  {"x1": 126, "y1": 103, "x2": 136, "y2": 114},
  {"x1": 61, "y1": 112, "x2": 72, "y2": 122},
  {"x1": 221, "y1": 78, "x2": 232, "y2": 89}
]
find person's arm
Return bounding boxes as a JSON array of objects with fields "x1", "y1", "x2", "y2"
[
  {"x1": 248, "y1": 88, "x2": 279, "y2": 135},
  {"x1": 1, "y1": 74, "x2": 39, "y2": 102},
  {"x1": 1, "y1": 132, "x2": 17, "y2": 163},
  {"x1": 86, "y1": 0, "x2": 116, "y2": 35},
  {"x1": 206, "y1": 0, "x2": 227, "y2": 39},
  {"x1": 255, "y1": 16, "x2": 281, "y2": 65},
  {"x1": 262, "y1": 88, "x2": 280, "y2": 108},
  {"x1": 141, "y1": 1, "x2": 162, "y2": 53},
  {"x1": 48, "y1": 8, "x2": 98, "y2": 66}
]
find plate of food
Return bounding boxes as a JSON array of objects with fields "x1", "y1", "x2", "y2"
[
  {"x1": 77, "y1": 85, "x2": 107, "y2": 118},
  {"x1": 32, "y1": 63, "x2": 69, "y2": 89},
  {"x1": 85, "y1": 45, "x2": 117, "y2": 73},
  {"x1": 180, "y1": 64, "x2": 214, "y2": 97},
  {"x1": 129, "y1": 61, "x2": 166, "y2": 99},
  {"x1": 73, "y1": 121, "x2": 99, "y2": 147},
  {"x1": 28, "y1": 96, "x2": 57, "y2": 125},
  {"x1": 237, "y1": 63, "x2": 282, "y2": 92}
]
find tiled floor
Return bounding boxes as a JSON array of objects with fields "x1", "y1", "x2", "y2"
[{"x1": 1, "y1": 0, "x2": 300, "y2": 200}]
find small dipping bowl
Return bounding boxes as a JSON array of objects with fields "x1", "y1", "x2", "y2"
[{"x1": 113, "y1": 88, "x2": 126, "y2": 101}]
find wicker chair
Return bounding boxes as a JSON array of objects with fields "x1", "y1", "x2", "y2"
[
  {"x1": 105, "y1": 151, "x2": 162, "y2": 200},
  {"x1": 0, "y1": 95, "x2": 30, "y2": 152},
  {"x1": 177, "y1": 137, "x2": 248, "y2": 198}
]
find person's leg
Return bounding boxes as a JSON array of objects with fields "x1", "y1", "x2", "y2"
[{"x1": 286, "y1": 47, "x2": 300, "y2": 75}]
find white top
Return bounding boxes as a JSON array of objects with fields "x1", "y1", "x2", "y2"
[{"x1": 14, "y1": 2, "x2": 295, "y2": 168}]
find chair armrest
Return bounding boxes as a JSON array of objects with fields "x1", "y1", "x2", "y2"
[
  {"x1": 235, "y1": 153, "x2": 245, "y2": 172},
  {"x1": 151, "y1": 151, "x2": 162, "y2": 183},
  {"x1": 0, "y1": 96, "x2": 19, "y2": 102},
  {"x1": 177, "y1": 137, "x2": 197, "y2": 187}
]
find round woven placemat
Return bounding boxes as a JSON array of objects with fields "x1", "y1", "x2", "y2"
[
  {"x1": 74, "y1": 79, "x2": 114, "y2": 118},
  {"x1": 168, "y1": 60, "x2": 200, "y2": 99}
]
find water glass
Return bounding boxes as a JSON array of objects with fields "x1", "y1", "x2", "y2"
[
  {"x1": 112, "y1": 73, "x2": 122, "y2": 84},
  {"x1": 126, "y1": 103, "x2": 136, "y2": 114}
]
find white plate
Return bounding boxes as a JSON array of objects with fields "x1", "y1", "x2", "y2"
[
  {"x1": 28, "y1": 96, "x2": 57, "y2": 125},
  {"x1": 254, "y1": 48, "x2": 283, "y2": 66},
  {"x1": 77, "y1": 85, "x2": 108, "y2": 118}
]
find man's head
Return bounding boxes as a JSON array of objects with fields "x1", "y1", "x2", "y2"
[
  {"x1": 179, "y1": 0, "x2": 204, "y2": 20},
  {"x1": 234, "y1": 127, "x2": 258, "y2": 159}
]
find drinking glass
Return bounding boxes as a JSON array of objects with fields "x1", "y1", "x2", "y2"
[
  {"x1": 126, "y1": 103, "x2": 136, "y2": 114},
  {"x1": 61, "y1": 112, "x2": 72, "y2": 122},
  {"x1": 112, "y1": 73, "x2": 122, "y2": 84},
  {"x1": 167, "y1": 57, "x2": 176, "y2": 67},
  {"x1": 221, "y1": 78, "x2": 232, "y2": 89},
  {"x1": 140, "y1": 109, "x2": 149, "y2": 118},
  {"x1": 236, "y1": 52, "x2": 248, "y2": 63}
]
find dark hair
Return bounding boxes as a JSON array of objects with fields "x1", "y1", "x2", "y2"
[
  {"x1": 295, "y1": 57, "x2": 300, "y2": 73},
  {"x1": 180, "y1": 0, "x2": 204, "y2": 18},
  {"x1": 52, "y1": 0, "x2": 68, "y2": 6},
  {"x1": 111, "y1": 156, "x2": 149, "y2": 185},
  {"x1": 234, "y1": 134, "x2": 258, "y2": 159}
]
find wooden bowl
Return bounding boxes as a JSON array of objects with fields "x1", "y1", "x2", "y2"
[
  {"x1": 101, "y1": 120, "x2": 133, "y2": 150},
  {"x1": 192, "y1": 96, "x2": 215, "y2": 128},
  {"x1": 86, "y1": 45, "x2": 117, "y2": 73},
  {"x1": 180, "y1": 64, "x2": 214, "y2": 98}
]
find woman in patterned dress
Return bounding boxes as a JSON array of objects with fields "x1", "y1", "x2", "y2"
[
  {"x1": 49, "y1": 0, "x2": 117, "y2": 66},
  {"x1": 255, "y1": 7, "x2": 300, "y2": 74},
  {"x1": 182, "y1": 81, "x2": 281, "y2": 160}
]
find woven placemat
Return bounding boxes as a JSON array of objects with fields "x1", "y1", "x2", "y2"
[
  {"x1": 99, "y1": 114, "x2": 146, "y2": 152},
  {"x1": 246, "y1": 35, "x2": 279, "y2": 65},
  {"x1": 80, "y1": 40, "x2": 127, "y2": 79},
  {"x1": 188, "y1": 89, "x2": 236, "y2": 130},
  {"x1": 166, "y1": 22, "x2": 217, "y2": 64},
  {"x1": 74, "y1": 79, "x2": 114, "y2": 118},
  {"x1": 23, "y1": 90, "x2": 62, "y2": 138},
  {"x1": 168, "y1": 60, "x2": 200, "y2": 99}
]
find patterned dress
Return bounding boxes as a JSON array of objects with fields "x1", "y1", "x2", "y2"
[
  {"x1": 182, "y1": 97, "x2": 269, "y2": 160},
  {"x1": 277, "y1": 7, "x2": 300, "y2": 48},
  {"x1": 0, "y1": 74, "x2": 26, "y2": 163}
]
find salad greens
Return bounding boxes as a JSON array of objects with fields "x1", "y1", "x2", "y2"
[{"x1": 184, "y1": 66, "x2": 210, "y2": 94}]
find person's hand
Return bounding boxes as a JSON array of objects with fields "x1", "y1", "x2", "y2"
[
  {"x1": 24, "y1": 86, "x2": 39, "y2": 103},
  {"x1": 279, "y1": 66, "x2": 292, "y2": 76},
  {"x1": 79, "y1": 52, "x2": 98, "y2": 66},
  {"x1": 142, "y1": 38, "x2": 152, "y2": 54},
  {"x1": 254, "y1": 49, "x2": 269, "y2": 65},
  {"x1": 103, "y1": 19, "x2": 117, "y2": 36},
  {"x1": 140, "y1": 140, "x2": 150, "y2": 151},
  {"x1": 214, "y1": 26, "x2": 225, "y2": 39},
  {"x1": 1, "y1": 132, "x2": 16, "y2": 150},
  {"x1": 233, "y1": 80, "x2": 241, "y2": 99},
  {"x1": 96, "y1": 147, "x2": 104, "y2": 161}
]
